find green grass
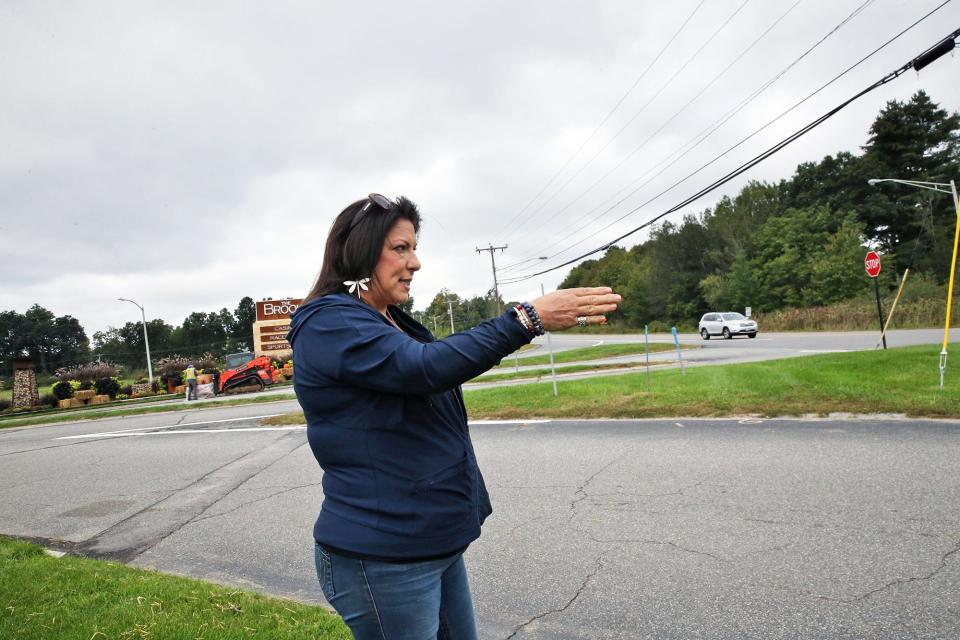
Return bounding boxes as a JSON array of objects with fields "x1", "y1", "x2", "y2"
[
  {"x1": 474, "y1": 362, "x2": 663, "y2": 383},
  {"x1": 494, "y1": 342, "x2": 682, "y2": 368},
  {"x1": 0, "y1": 394, "x2": 298, "y2": 430},
  {"x1": 0, "y1": 537, "x2": 350, "y2": 640},
  {"x1": 466, "y1": 344, "x2": 960, "y2": 419}
]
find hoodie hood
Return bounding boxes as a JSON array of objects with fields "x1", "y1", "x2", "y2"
[{"x1": 287, "y1": 293, "x2": 430, "y2": 346}]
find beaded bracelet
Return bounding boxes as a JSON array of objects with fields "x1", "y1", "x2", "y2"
[
  {"x1": 518, "y1": 302, "x2": 545, "y2": 336},
  {"x1": 512, "y1": 305, "x2": 535, "y2": 335}
]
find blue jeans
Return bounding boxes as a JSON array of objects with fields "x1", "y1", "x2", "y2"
[{"x1": 315, "y1": 544, "x2": 479, "y2": 640}]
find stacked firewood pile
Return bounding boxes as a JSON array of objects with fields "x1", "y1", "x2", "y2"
[
  {"x1": 57, "y1": 389, "x2": 110, "y2": 409},
  {"x1": 12, "y1": 368, "x2": 39, "y2": 409}
]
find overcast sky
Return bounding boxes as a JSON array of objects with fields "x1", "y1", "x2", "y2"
[{"x1": 2, "y1": 0, "x2": 959, "y2": 337}]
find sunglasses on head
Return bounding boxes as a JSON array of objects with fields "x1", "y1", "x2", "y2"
[{"x1": 348, "y1": 193, "x2": 392, "y2": 231}]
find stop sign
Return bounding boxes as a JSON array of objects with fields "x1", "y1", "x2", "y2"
[{"x1": 865, "y1": 251, "x2": 882, "y2": 278}]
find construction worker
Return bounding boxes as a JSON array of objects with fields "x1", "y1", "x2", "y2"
[{"x1": 184, "y1": 363, "x2": 198, "y2": 401}]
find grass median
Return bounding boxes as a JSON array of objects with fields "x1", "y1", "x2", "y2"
[
  {"x1": 261, "y1": 344, "x2": 960, "y2": 426},
  {"x1": 476, "y1": 361, "x2": 665, "y2": 383},
  {"x1": 493, "y1": 341, "x2": 680, "y2": 368},
  {"x1": 0, "y1": 537, "x2": 350, "y2": 640},
  {"x1": 467, "y1": 344, "x2": 959, "y2": 418}
]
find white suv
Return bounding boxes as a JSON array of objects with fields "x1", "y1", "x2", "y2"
[{"x1": 699, "y1": 312, "x2": 758, "y2": 340}]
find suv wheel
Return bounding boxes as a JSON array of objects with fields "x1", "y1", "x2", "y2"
[
  {"x1": 722, "y1": 327, "x2": 732, "y2": 339},
  {"x1": 700, "y1": 328, "x2": 710, "y2": 340},
  {"x1": 748, "y1": 332, "x2": 757, "y2": 339}
]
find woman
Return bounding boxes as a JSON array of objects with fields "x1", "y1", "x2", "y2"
[{"x1": 288, "y1": 193, "x2": 621, "y2": 640}]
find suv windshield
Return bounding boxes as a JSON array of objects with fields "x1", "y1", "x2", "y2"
[{"x1": 721, "y1": 312, "x2": 746, "y2": 320}]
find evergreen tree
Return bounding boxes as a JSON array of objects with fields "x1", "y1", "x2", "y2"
[
  {"x1": 859, "y1": 90, "x2": 960, "y2": 276},
  {"x1": 232, "y1": 296, "x2": 256, "y2": 351}
]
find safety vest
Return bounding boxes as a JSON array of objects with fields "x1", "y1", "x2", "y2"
[{"x1": 184, "y1": 367, "x2": 197, "y2": 381}]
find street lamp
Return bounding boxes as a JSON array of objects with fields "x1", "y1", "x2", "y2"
[
  {"x1": 118, "y1": 298, "x2": 154, "y2": 384},
  {"x1": 868, "y1": 178, "x2": 960, "y2": 387}
]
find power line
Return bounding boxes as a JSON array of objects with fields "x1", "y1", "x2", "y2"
[
  {"x1": 501, "y1": 4, "x2": 953, "y2": 280},
  {"x1": 500, "y1": 0, "x2": 874, "y2": 273},
  {"x1": 500, "y1": 20, "x2": 960, "y2": 285},
  {"x1": 492, "y1": 0, "x2": 708, "y2": 241},
  {"x1": 500, "y1": 0, "x2": 756, "y2": 244}
]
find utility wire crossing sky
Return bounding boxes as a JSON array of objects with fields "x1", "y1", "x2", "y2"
[{"x1": 1, "y1": 0, "x2": 958, "y2": 334}]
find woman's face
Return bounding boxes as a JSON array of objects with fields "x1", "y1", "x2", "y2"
[{"x1": 365, "y1": 219, "x2": 420, "y2": 312}]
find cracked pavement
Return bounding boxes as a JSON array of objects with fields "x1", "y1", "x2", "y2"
[{"x1": 1, "y1": 407, "x2": 959, "y2": 638}]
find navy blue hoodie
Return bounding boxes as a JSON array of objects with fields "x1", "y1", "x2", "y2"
[{"x1": 287, "y1": 293, "x2": 532, "y2": 559}]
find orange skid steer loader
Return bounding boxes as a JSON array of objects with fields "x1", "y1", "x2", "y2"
[{"x1": 215, "y1": 352, "x2": 278, "y2": 394}]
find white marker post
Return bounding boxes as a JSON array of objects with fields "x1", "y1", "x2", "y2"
[
  {"x1": 672, "y1": 326, "x2": 685, "y2": 375},
  {"x1": 644, "y1": 324, "x2": 651, "y2": 392},
  {"x1": 542, "y1": 283, "x2": 558, "y2": 397}
]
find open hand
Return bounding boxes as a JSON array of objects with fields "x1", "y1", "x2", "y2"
[{"x1": 529, "y1": 287, "x2": 621, "y2": 331}]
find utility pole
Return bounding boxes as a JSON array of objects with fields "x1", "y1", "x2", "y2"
[
  {"x1": 476, "y1": 244, "x2": 508, "y2": 314},
  {"x1": 446, "y1": 299, "x2": 456, "y2": 334},
  {"x1": 431, "y1": 314, "x2": 440, "y2": 334}
]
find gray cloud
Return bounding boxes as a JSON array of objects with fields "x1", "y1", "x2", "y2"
[{"x1": 2, "y1": 0, "x2": 958, "y2": 334}]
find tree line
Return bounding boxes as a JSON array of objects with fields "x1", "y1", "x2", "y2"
[
  {"x1": 557, "y1": 90, "x2": 958, "y2": 327},
  {"x1": 1, "y1": 297, "x2": 257, "y2": 376}
]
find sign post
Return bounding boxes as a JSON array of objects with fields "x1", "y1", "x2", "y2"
[{"x1": 865, "y1": 251, "x2": 886, "y2": 349}]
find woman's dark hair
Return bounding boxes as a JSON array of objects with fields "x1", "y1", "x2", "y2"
[{"x1": 304, "y1": 195, "x2": 421, "y2": 303}]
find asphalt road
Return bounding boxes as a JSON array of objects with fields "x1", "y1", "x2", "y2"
[
  {"x1": 2, "y1": 408, "x2": 959, "y2": 639},
  {"x1": 524, "y1": 327, "x2": 958, "y2": 364}
]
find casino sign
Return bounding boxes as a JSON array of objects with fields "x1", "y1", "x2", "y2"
[{"x1": 253, "y1": 298, "x2": 302, "y2": 357}]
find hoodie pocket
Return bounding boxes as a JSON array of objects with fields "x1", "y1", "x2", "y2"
[
  {"x1": 372, "y1": 455, "x2": 477, "y2": 537},
  {"x1": 411, "y1": 456, "x2": 474, "y2": 535}
]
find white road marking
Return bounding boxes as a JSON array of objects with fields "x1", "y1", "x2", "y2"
[
  {"x1": 56, "y1": 416, "x2": 550, "y2": 440},
  {"x1": 59, "y1": 426, "x2": 306, "y2": 439},
  {"x1": 738, "y1": 418, "x2": 764, "y2": 424},
  {"x1": 674, "y1": 422, "x2": 685, "y2": 428},
  {"x1": 469, "y1": 420, "x2": 552, "y2": 425},
  {"x1": 55, "y1": 414, "x2": 284, "y2": 440}
]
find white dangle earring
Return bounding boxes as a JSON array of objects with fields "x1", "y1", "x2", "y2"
[{"x1": 343, "y1": 278, "x2": 370, "y2": 298}]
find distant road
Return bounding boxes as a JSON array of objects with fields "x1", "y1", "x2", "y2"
[{"x1": 516, "y1": 328, "x2": 956, "y2": 371}]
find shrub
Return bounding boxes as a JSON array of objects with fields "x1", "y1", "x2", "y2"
[
  {"x1": 157, "y1": 355, "x2": 191, "y2": 377},
  {"x1": 646, "y1": 320, "x2": 672, "y2": 333},
  {"x1": 55, "y1": 362, "x2": 119, "y2": 383},
  {"x1": 78, "y1": 380, "x2": 93, "y2": 391},
  {"x1": 115, "y1": 393, "x2": 130, "y2": 401},
  {"x1": 95, "y1": 377, "x2": 121, "y2": 398},
  {"x1": 0, "y1": 399, "x2": 11, "y2": 411},
  {"x1": 39, "y1": 394, "x2": 58, "y2": 408},
  {"x1": 150, "y1": 380, "x2": 160, "y2": 393},
  {"x1": 52, "y1": 381, "x2": 74, "y2": 400},
  {"x1": 196, "y1": 353, "x2": 219, "y2": 373},
  {"x1": 120, "y1": 384, "x2": 133, "y2": 396}
]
